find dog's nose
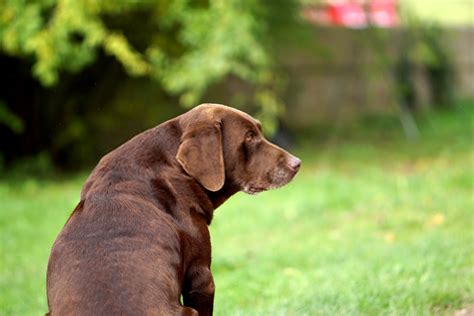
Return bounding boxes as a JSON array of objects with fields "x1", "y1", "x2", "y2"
[{"x1": 288, "y1": 156, "x2": 301, "y2": 171}]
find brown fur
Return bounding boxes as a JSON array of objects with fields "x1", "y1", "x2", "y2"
[{"x1": 46, "y1": 103, "x2": 300, "y2": 315}]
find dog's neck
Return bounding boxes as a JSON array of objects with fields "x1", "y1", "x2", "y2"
[
  {"x1": 208, "y1": 183, "x2": 240, "y2": 209},
  {"x1": 137, "y1": 123, "x2": 237, "y2": 225},
  {"x1": 90, "y1": 121, "x2": 239, "y2": 226}
]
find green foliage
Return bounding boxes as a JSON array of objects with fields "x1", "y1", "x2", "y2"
[
  {"x1": 0, "y1": 0, "x2": 303, "y2": 127},
  {"x1": 366, "y1": 21, "x2": 455, "y2": 111},
  {"x1": 0, "y1": 100, "x2": 24, "y2": 133},
  {"x1": 1, "y1": 104, "x2": 472, "y2": 314},
  {"x1": 362, "y1": 10, "x2": 456, "y2": 141},
  {"x1": 401, "y1": 13, "x2": 455, "y2": 108},
  {"x1": 2, "y1": 151, "x2": 54, "y2": 178}
]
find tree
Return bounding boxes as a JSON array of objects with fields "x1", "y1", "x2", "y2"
[{"x1": 0, "y1": 0, "x2": 302, "y2": 134}]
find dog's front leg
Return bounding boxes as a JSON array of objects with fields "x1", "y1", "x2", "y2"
[{"x1": 183, "y1": 266, "x2": 215, "y2": 316}]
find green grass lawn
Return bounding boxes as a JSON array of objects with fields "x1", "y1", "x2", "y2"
[{"x1": 1, "y1": 103, "x2": 473, "y2": 315}]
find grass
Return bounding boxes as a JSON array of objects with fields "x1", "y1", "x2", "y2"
[
  {"x1": 1, "y1": 103, "x2": 473, "y2": 315},
  {"x1": 400, "y1": 0, "x2": 474, "y2": 26}
]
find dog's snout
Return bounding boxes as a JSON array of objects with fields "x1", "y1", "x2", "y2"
[{"x1": 288, "y1": 156, "x2": 301, "y2": 171}]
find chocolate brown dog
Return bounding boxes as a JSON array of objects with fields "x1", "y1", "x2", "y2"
[{"x1": 46, "y1": 103, "x2": 300, "y2": 315}]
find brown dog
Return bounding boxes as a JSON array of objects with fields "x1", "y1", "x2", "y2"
[{"x1": 46, "y1": 103, "x2": 300, "y2": 315}]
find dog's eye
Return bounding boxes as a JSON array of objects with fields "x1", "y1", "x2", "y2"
[{"x1": 245, "y1": 131, "x2": 256, "y2": 142}]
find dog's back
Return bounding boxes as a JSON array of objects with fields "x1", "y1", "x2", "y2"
[{"x1": 47, "y1": 122, "x2": 191, "y2": 315}]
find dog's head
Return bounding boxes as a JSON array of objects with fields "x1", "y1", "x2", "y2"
[{"x1": 176, "y1": 103, "x2": 301, "y2": 194}]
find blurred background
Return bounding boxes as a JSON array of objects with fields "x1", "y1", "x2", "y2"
[{"x1": 0, "y1": 0, "x2": 473, "y2": 315}]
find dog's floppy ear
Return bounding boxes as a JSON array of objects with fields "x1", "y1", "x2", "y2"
[{"x1": 176, "y1": 122, "x2": 225, "y2": 192}]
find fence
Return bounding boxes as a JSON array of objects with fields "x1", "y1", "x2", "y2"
[{"x1": 278, "y1": 27, "x2": 474, "y2": 129}]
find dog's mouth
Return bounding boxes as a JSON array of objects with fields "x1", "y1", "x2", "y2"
[
  {"x1": 269, "y1": 167, "x2": 298, "y2": 187},
  {"x1": 242, "y1": 183, "x2": 270, "y2": 195},
  {"x1": 242, "y1": 167, "x2": 299, "y2": 195},
  {"x1": 243, "y1": 186, "x2": 267, "y2": 195}
]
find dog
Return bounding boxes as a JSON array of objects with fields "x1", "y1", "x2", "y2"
[{"x1": 46, "y1": 103, "x2": 301, "y2": 315}]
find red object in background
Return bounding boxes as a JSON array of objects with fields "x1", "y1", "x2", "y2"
[
  {"x1": 328, "y1": 1, "x2": 367, "y2": 28},
  {"x1": 303, "y1": 0, "x2": 399, "y2": 28},
  {"x1": 370, "y1": 0, "x2": 398, "y2": 27}
]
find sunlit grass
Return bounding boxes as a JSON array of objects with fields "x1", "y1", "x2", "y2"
[
  {"x1": 401, "y1": 0, "x2": 474, "y2": 26},
  {"x1": 1, "y1": 103, "x2": 473, "y2": 315}
]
